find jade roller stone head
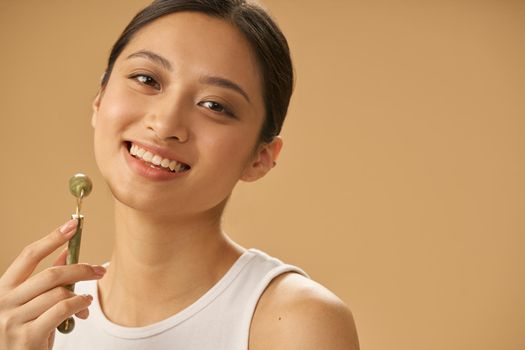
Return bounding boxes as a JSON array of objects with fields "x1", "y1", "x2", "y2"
[{"x1": 69, "y1": 173, "x2": 93, "y2": 199}]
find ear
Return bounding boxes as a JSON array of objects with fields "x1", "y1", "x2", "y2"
[
  {"x1": 240, "y1": 136, "x2": 283, "y2": 182},
  {"x1": 91, "y1": 89, "x2": 103, "y2": 128}
]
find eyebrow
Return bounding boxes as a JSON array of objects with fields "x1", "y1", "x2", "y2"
[
  {"x1": 199, "y1": 75, "x2": 251, "y2": 103},
  {"x1": 126, "y1": 49, "x2": 251, "y2": 104},
  {"x1": 126, "y1": 50, "x2": 173, "y2": 72}
]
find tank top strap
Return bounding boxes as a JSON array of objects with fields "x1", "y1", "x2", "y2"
[{"x1": 223, "y1": 248, "x2": 310, "y2": 349}]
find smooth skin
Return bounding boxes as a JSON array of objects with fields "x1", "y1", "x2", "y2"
[
  {"x1": 0, "y1": 219, "x2": 106, "y2": 350},
  {"x1": 1, "y1": 11, "x2": 358, "y2": 350}
]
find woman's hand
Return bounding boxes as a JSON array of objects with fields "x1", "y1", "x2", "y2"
[{"x1": 0, "y1": 219, "x2": 106, "y2": 350}]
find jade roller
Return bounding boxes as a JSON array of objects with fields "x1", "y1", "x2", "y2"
[{"x1": 57, "y1": 173, "x2": 93, "y2": 334}]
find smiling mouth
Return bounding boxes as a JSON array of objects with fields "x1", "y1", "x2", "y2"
[{"x1": 125, "y1": 141, "x2": 191, "y2": 173}]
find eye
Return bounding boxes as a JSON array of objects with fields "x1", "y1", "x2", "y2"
[
  {"x1": 198, "y1": 101, "x2": 235, "y2": 118},
  {"x1": 130, "y1": 74, "x2": 161, "y2": 90}
]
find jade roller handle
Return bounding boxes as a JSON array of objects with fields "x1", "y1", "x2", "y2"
[{"x1": 56, "y1": 214, "x2": 84, "y2": 334}]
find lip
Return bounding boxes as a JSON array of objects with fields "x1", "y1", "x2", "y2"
[{"x1": 122, "y1": 143, "x2": 190, "y2": 181}]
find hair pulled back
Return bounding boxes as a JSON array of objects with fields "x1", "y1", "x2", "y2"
[{"x1": 101, "y1": 0, "x2": 294, "y2": 145}]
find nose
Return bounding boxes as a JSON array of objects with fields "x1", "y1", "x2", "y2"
[{"x1": 144, "y1": 96, "x2": 190, "y2": 143}]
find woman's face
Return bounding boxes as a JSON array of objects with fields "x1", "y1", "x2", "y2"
[{"x1": 91, "y1": 12, "x2": 280, "y2": 216}]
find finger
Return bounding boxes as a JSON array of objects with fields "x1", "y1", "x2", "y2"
[
  {"x1": 9, "y1": 263, "x2": 105, "y2": 306},
  {"x1": 0, "y1": 219, "x2": 78, "y2": 287},
  {"x1": 75, "y1": 307, "x2": 90, "y2": 320},
  {"x1": 48, "y1": 331, "x2": 55, "y2": 349},
  {"x1": 30, "y1": 294, "x2": 92, "y2": 337},
  {"x1": 13, "y1": 286, "x2": 75, "y2": 323},
  {"x1": 52, "y1": 248, "x2": 69, "y2": 267}
]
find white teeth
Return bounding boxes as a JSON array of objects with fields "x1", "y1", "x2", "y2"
[
  {"x1": 143, "y1": 151, "x2": 153, "y2": 162},
  {"x1": 161, "y1": 158, "x2": 170, "y2": 168},
  {"x1": 152, "y1": 155, "x2": 162, "y2": 166},
  {"x1": 128, "y1": 143, "x2": 188, "y2": 172}
]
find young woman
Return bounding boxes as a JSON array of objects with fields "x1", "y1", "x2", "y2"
[{"x1": 0, "y1": 1, "x2": 359, "y2": 349}]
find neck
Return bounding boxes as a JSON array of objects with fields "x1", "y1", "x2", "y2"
[{"x1": 97, "y1": 199, "x2": 245, "y2": 327}]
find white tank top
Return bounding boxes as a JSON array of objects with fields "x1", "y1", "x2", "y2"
[{"x1": 53, "y1": 248, "x2": 309, "y2": 350}]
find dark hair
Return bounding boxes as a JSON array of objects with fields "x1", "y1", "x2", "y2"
[{"x1": 101, "y1": 0, "x2": 294, "y2": 145}]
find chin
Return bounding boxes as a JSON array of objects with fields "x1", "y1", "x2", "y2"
[{"x1": 108, "y1": 180, "x2": 187, "y2": 214}]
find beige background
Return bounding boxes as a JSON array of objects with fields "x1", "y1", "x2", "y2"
[{"x1": 1, "y1": 1, "x2": 524, "y2": 349}]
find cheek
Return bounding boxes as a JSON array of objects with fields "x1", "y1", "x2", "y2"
[
  {"x1": 97, "y1": 85, "x2": 145, "y2": 130},
  {"x1": 188, "y1": 130, "x2": 253, "y2": 210},
  {"x1": 93, "y1": 84, "x2": 145, "y2": 173},
  {"x1": 199, "y1": 124, "x2": 257, "y2": 176}
]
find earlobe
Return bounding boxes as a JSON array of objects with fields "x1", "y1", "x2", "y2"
[{"x1": 240, "y1": 136, "x2": 283, "y2": 182}]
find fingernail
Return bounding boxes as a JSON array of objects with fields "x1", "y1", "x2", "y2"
[
  {"x1": 59, "y1": 219, "x2": 77, "y2": 234},
  {"x1": 82, "y1": 294, "x2": 93, "y2": 301},
  {"x1": 91, "y1": 265, "x2": 107, "y2": 276}
]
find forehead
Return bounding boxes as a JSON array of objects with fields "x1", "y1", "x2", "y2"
[{"x1": 117, "y1": 12, "x2": 263, "y2": 101}]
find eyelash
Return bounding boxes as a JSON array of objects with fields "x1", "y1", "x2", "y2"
[
  {"x1": 129, "y1": 73, "x2": 161, "y2": 90},
  {"x1": 198, "y1": 101, "x2": 235, "y2": 118},
  {"x1": 129, "y1": 73, "x2": 236, "y2": 118}
]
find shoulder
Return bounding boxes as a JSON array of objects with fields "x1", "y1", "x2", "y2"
[{"x1": 249, "y1": 272, "x2": 360, "y2": 350}]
